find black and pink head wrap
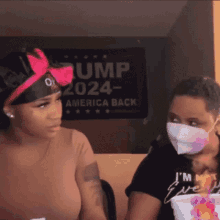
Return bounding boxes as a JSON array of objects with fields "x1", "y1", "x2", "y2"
[{"x1": 0, "y1": 48, "x2": 73, "y2": 106}]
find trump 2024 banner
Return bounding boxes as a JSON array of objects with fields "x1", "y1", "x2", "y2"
[{"x1": 44, "y1": 48, "x2": 148, "y2": 120}]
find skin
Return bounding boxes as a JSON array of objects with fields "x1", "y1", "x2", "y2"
[
  {"x1": 3, "y1": 91, "x2": 62, "y2": 147},
  {"x1": 1, "y1": 90, "x2": 107, "y2": 220},
  {"x1": 83, "y1": 162, "x2": 103, "y2": 206},
  {"x1": 76, "y1": 160, "x2": 107, "y2": 220},
  {"x1": 125, "y1": 192, "x2": 161, "y2": 220}
]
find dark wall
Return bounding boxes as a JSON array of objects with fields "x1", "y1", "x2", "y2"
[
  {"x1": 0, "y1": 36, "x2": 167, "y2": 153},
  {"x1": 165, "y1": 0, "x2": 215, "y2": 99}
]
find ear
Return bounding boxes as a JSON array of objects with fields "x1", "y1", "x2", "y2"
[{"x1": 3, "y1": 105, "x2": 15, "y2": 116}]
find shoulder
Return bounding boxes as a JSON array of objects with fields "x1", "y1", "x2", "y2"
[
  {"x1": 59, "y1": 127, "x2": 89, "y2": 143},
  {"x1": 70, "y1": 129, "x2": 91, "y2": 152},
  {"x1": 125, "y1": 142, "x2": 181, "y2": 200},
  {"x1": 71, "y1": 129, "x2": 89, "y2": 142},
  {"x1": 58, "y1": 127, "x2": 94, "y2": 165},
  {"x1": 61, "y1": 127, "x2": 94, "y2": 161},
  {"x1": 146, "y1": 140, "x2": 177, "y2": 162},
  {"x1": 133, "y1": 141, "x2": 178, "y2": 178},
  {"x1": 57, "y1": 127, "x2": 90, "y2": 152}
]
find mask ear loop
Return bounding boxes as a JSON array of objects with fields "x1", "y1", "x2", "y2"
[{"x1": 207, "y1": 119, "x2": 219, "y2": 134}]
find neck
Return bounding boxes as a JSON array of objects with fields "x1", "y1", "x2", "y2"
[
  {"x1": 191, "y1": 137, "x2": 219, "y2": 173},
  {"x1": 5, "y1": 124, "x2": 51, "y2": 147}
]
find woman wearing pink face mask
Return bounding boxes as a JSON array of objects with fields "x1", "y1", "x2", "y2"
[
  {"x1": 125, "y1": 76, "x2": 220, "y2": 220},
  {"x1": 0, "y1": 48, "x2": 107, "y2": 220}
]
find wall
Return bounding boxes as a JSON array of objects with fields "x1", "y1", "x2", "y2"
[
  {"x1": 213, "y1": 1, "x2": 220, "y2": 83},
  {"x1": 165, "y1": 0, "x2": 215, "y2": 100},
  {"x1": 0, "y1": 36, "x2": 167, "y2": 153},
  {"x1": 95, "y1": 154, "x2": 146, "y2": 220}
]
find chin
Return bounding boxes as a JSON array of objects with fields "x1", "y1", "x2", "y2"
[
  {"x1": 45, "y1": 129, "x2": 60, "y2": 138},
  {"x1": 34, "y1": 131, "x2": 57, "y2": 140},
  {"x1": 41, "y1": 133, "x2": 57, "y2": 140},
  {"x1": 29, "y1": 126, "x2": 61, "y2": 140}
]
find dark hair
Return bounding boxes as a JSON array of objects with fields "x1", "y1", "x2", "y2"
[
  {"x1": 0, "y1": 67, "x2": 28, "y2": 131},
  {"x1": 169, "y1": 76, "x2": 220, "y2": 117}
]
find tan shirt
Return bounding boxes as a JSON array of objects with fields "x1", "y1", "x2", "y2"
[{"x1": 0, "y1": 128, "x2": 95, "y2": 220}]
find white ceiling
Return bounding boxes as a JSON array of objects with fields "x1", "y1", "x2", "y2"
[{"x1": 0, "y1": 1, "x2": 188, "y2": 37}]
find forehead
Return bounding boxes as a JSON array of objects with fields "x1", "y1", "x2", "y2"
[
  {"x1": 34, "y1": 91, "x2": 61, "y2": 101},
  {"x1": 15, "y1": 91, "x2": 61, "y2": 110},
  {"x1": 169, "y1": 95, "x2": 209, "y2": 118}
]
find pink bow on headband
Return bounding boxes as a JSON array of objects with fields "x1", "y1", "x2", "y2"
[
  {"x1": 4, "y1": 48, "x2": 73, "y2": 106},
  {"x1": 27, "y1": 48, "x2": 73, "y2": 86}
]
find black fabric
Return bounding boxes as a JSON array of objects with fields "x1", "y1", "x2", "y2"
[
  {"x1": 0, "y1": 51, "x2": 33, "y2": 86},
  {"x1": 0, "y1": 50, "x2": 66, "y2": 105},
  {"x1": 125, "y1": 140, "x2": 220, "y2": 219},
  {"x1": 11, "y1": 72, "x2": 61, "y2": 105},
  {"x1": 101, "y1": 179, "x2": 117, "y2": 220}
]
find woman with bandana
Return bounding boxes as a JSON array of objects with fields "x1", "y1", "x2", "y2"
[
  {"x1": 0, "y1": 48, "x2": 107, "y2": 220},
  {"x1": 125, "y1": 76, "x2": 220, "y2": 220}
]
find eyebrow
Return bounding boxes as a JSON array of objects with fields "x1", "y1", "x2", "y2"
[
  {"x1": 168, "y1": 112, "x2": 178, "y2": 117},
  {"x1": 168, "y1": 112, "x2": 200, "y2": 121},
  {"x1": 35, "y1": 92, "x2": 62, "y2": 102}
]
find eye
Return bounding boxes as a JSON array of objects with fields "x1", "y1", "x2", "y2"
[
  {"x1": 189, "y1": 121, "x2": 199, "y2": 127},
  {"x1": 172, "y1": 118, "x2": 179, "y2": 123},
  {"x1": 38, "y1": 102, "x2": 49, "y2": 108},
  {"x1": 168, "y1": 116, "x2": 180, "y2": 123},
  {"x1": 36, "y1": 95, "x2": 61, "y2": 108},
  {"x1": 56, "y1": 96, "x2": 62, "y2": 102}
]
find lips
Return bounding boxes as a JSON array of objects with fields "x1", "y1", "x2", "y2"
[{"x1": 48, "y1": 122, "x2": 61, "y2": 128}]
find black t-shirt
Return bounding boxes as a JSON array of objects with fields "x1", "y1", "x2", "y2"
[{"x1": 125, "y1": 141, "x2": 220, "y2": 219}]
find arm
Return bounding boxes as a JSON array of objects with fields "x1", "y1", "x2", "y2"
[
  {"x1": 125, "y1": 191, "x2": 161, "y2": 220},
  {"x1": 124, "y1": 143, "x2": 164, "y2": 220},
  {"x1": 74, "y1": 132, "x2": 107, "y2": 220}
]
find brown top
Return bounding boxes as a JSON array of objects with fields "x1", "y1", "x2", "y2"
[{"x1": 0, "y1": 127, "x2": 95, "y2": 220}]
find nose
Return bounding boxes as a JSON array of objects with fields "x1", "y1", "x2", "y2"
[{"x1": 48, "y1": 102, "x2": 62, "y2": 119}]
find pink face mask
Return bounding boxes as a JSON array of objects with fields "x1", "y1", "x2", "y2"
[{"x1": 166, "y1": 120, "x2": 218, "y2": 155}]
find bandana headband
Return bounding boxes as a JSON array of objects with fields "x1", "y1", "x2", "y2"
[{"x1": 4, "y1": 48, "x2": 73, "y2": 106}]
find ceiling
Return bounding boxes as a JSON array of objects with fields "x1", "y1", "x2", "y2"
[{"x1": 0, "y1": 1, "x2": 188, "y2": 37}]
